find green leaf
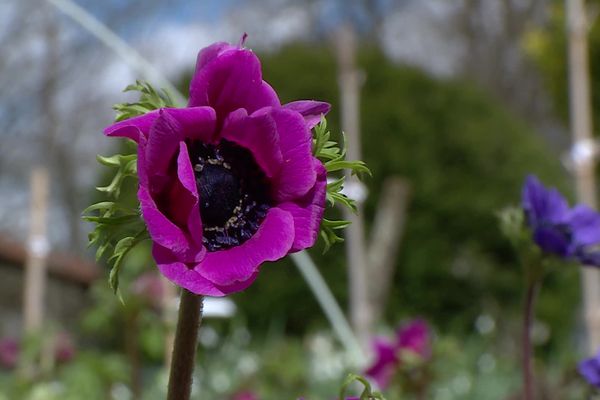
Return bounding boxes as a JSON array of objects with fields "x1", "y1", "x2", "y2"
[
  {"x1": 95, "y1": 154, "x2": 138, "y2": 198},
  {"x1": 325, "y1": 159, "x2": 371, "y2": 176},
  {"x1": 96, "y1": 154, "x2": 136, "y2": 167},
  {"x1": 327, "y1": 176, "x2": 345, "y2": 192},
  {"x1": 107, "y1": 230, "x2": 149, "y2": 295},
  {"x1": 319, "y1": 219, "x2": 350, "y2": 253},
  {"x1": 83, "y1": 80, "x2": 177, "y2": 298},
  {"x1": 339, "y1": 373, "x2": 387, "y2": 400},
  {"x1": 323, "y1": 219, "x2": 351, "y2": 229},
  {"x1": 82, "y1": 201, "x2": 137, "y2": 216},
  {"x1": 327, "y1": 191, "x2": 357, "y2": 213},
  {"x1": 84, "y1": 151, "x2": 148, "y2": 294},
  {"x1": 312, "y1": 117, "x2": 371, "y2": 251},
  {"x1": 83, "y1": 215, "x2": 140, "y2": 225},
  {"x1": 113, "y1": 80, "x2": 176, "y2": 121}
]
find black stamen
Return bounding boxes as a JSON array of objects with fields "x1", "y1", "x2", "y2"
[
  {"x1": 197, "y1": 164, "x2": 240, "y2": 227},
  {"x1": 189, "y1": 140, "x2": 272, "y2": 252}
]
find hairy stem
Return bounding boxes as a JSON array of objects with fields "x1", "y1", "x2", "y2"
[
  {"x1": 522, "y1": 279, "x2": 539, "y2": 400},
  {"x1": 167, "y1": 289, "x2": 203, "y2": 400}
]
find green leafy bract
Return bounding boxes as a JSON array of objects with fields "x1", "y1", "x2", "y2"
[
  {"x1": 312, "y1": 117, "x2": 371, "y2": 251},
  {"x1": 82, "y1": 200, "x2": 148, "y2": 300},
  {"x1": 83, "y1": 80, "x2": 174, "y2": 297},
  {"x1": 113, "y1": 80, "x2": 176, "y2": 122}
]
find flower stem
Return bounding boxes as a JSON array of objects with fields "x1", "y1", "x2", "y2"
[
  {"x1": 167, "y1": 289, "x2": 203, "y2": 400},
  {"x1": 522, "y1": 278, "x2": 539, "y2": 400}
]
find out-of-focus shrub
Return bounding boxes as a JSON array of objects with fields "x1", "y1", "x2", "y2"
[{"x1": 222, "y1": 44, "x2": 574, "y2": 351}]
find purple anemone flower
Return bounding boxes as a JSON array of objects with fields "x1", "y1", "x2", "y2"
[
  {"x1": 104, "y1": 38, "x2": 330, "y2": 296},
  {"x1": 521, "y1": 175, "x2": 571, "y2": 257},
  {"x1": 579, "y1": 350, "x2": 600, "y2": 388},
  {"x1": 522, "y1": 175, "x2": 600, "y2": 266},
  {"x1": 364, "y1": 319, "x2": 431, "y2": 389}
]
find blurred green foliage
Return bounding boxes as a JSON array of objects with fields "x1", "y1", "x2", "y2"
[
  {"x1": 0, "y1": 350, "x2": 130, "y2": 400},
  {"x1": 1, "y1": 325, "x2": 588, "y2": 399},
  {"x1": 227, "y1": 44, "x2": 578, "y2": 352},
  {"x1": 525, "y1": 0, "x2": 600, "y2": 136},
  {"x1": 61, "y1": 41, "x2": 587, "y2": 398}
]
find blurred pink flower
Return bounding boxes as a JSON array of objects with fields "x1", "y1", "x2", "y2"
[
  {"x1": 131, "y1": 271, "x2": 165, "y2": 308},
  {"x1": 397, "y1": 319, "x2": 431, "y2": 359},
  {"x1": 297, "y1": 398, "x2": 358, "y2": 400},
  {"x1": 0, "y1": 337, "x2": 19, "y2": 369},
  {"x1": 232, "y1": 390, "x2": 259, "y2": 400},
  {"x1": 364, "y1": 319, "x2": 431, "y2": 389}
]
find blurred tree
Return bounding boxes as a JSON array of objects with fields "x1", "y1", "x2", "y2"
[
  {"x1": 526, "y1": 0, "x2": 600, "y2": 135},
  {"x1": 0, "y1": 0, "x2": 162, "y2": 252},
  {"x1": 447, "y1": 0, "x2": 568, "y2": 149}
]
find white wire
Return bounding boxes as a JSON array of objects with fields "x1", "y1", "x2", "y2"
[
  {"x1": 46, "y1": 0, "x2": 187, "y2": 106},
  {"x1": 291, "y1": 251, "x2": 365, "y2": 364}
]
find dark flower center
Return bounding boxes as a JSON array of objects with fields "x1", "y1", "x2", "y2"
[
  {"x1": 189, "y1": 139, "x2": 271, "y2": 252},
  {"x1": 197, "y1": 164, "x2": 241, "y2": 227}
]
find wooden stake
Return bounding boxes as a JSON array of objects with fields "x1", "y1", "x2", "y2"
[
  {"x1": 335, "y1": 24, "x2": 371, "y2": 346},
  {"x1": 566, "y1": 0, "x2": 600, "y2": 354},
  {"x1": 23, "y1": 167, "x2": 50, "y2": 333},
  {"x1": 367, "y1": 178, "x2": 411, "y2": 323}
]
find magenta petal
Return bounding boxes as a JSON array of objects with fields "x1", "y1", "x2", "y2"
[
  {"x1": 283, "y1": 100, "x2": 331, "y2": 129},
  {"x1": 166, "y1": 106, "x2": 217, "y2": 142},
  {"x1": 397, "y1": 319, "x2": 431, "y2": 359},
  {"x1": 139, "y1": 185, "x2": 204, "y2": 263},
  {"x1": 198, "y1": 207, "x2": 294, "y2": 286},
  {"x1": 188, "y1": 48, "x2": 280, "y2": 117},
  {"x1": 364, "y1": 337, "x2": 399, "y2": 389},
  {"x1": 145, "y1": 108, "x2": 216, "y2": 180},
  {"x1": 136, "y1": 134, "x2": 149, "y2": 187},
  {"x1": 154, "y1": 246, "x2": 229, "y2": 296},
  {"x1": 174, "y1": 142, "x2": 203, "y2": 248},
  {"x1": 145, "y1": 110, "x2": 184, "y2": 180},
  {"x1": 270, "y1": 108, "x2": 317, "y2": 201},
  {"x1": 214, "y1": 271, "x2": 259, "y2": 295},
  {"x1": 221, "y1": 109, "x2": 283, "y2": 178},
  {"x1": 279, "y1": 160, "x2": 326, "y2": 252},
  {"x1": 104, "y1": 110, "x2": 159, "y2": 142},
  {"x1": 194, "y1": 42, "x2": 235, "y2": 71}
]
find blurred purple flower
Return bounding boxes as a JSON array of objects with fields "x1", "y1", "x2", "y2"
[
  {"x1": 0, "y1": 337, "x2": 19, "y2": 369},
  {"x1": 54, "y1": 332, "x2": 76, "y2": 363},
  {"x1": 297, "y1": 397, "x2": 358, "y2": 400},
  {"x1": 364, "y1": 319, "x2": 431, "y2": 389},
  {"x1": 232, "y1": 391, "x2": 259, "y2": 400},
  {"x1": 522, "y1": 175, "x2": 571, "y2": 257},
  {"x1": 397, "y1": 319, "x2": 431, "y2": 358},
  {"x1": 105, "y1": 38, "x2": 330, "y2": 296},
  {"x1": 579, "y1": 351, "x2": 600, "y2": 388},
  {"x1": 522, "y1": 175, "x2": 600, "y2": 265}
]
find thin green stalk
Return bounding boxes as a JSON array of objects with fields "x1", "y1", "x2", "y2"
[{"x1": 522, "y1": 278, "x2": 540, "y2": 400}]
